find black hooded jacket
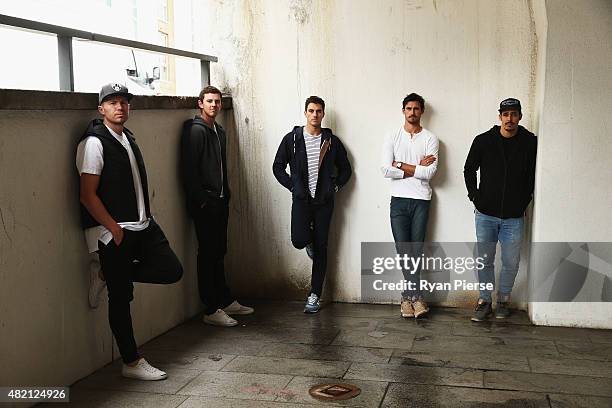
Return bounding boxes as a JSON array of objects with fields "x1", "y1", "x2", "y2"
[
  {"x1": 78, "y1": 119, "x2": 151, "y2": 229},
  {"x1": 273, "y1": 126, "x2": 352, "y2": 203},
  {"x1": 464, "y1": 125, "x2": 537, "y2": 219},
  {"x1": 181, "y1": 115, "x2": 230, "y2": 216}
]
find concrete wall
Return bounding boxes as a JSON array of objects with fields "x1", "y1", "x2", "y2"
[
  {"x1": 528, "y1": 0, "x2": 612, "y2": 328},
  {"x1": 198, "y1": 0, "x2": 540, "y2": 305},
  {"x1": 0, "y1": 94, "x2": 234, "y2": 387},
  {"x1": 200, "y1": 0, "x2": 612, "y2": 329}
]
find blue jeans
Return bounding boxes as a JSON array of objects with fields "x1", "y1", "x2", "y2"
[
  {"x1": 390, "y1": 197, "x2": 431, "y2": 299},
  {"x1": 475, "y1": 209, "x2": 524, "y2": 302}
]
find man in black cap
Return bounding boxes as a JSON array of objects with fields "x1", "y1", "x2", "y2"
[
  {"x1": 464, "y1": 98, "x2": 537, "y2": 321},
  {"x1": 76, "y1": 83, "x2": 183, "y2": 380}
]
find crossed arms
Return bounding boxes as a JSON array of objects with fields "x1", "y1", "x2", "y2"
[{"x1": 380, "y1": 133, "x2": 439, "y2": 180}]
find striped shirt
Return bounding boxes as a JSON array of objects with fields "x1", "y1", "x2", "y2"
[{"x1": 303, "y1": 129, "x2": 321, "y2": 198}]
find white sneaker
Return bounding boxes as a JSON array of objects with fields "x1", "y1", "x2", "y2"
[
  {"x1": 203, "y1": 309, "x2": 238, "y2": 327},
  {"x1": 121, "y1": 358, "x2": 167, "y2": 381},
  {"x1": 223, "y1": 300, "x2": 255, "y2": 315},
  {"x1": 88, "y1": 260, "x2": 106, "y2": 309}
]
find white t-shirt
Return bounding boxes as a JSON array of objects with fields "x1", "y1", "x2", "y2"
[
  {"x1": 76, "y1": 125, "x2": 150, "y2": 253},
  {"x1": 380, "y1": 127, "x2": 439, "y2": 200},
  {"x1": 303, "y1": 129, "x2": 321, "y2": 198}
]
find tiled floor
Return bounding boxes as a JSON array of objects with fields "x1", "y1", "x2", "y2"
[{"x1": 45, "y1": 302, "x2": 612, "y2": 407}]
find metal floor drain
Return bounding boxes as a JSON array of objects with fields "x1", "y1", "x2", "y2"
[{"x1": 308, "y1": 383, "x2": 361, "y2": 401}]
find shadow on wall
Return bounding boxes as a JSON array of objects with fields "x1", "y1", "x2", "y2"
[
  {"x1": 427, "y1": 138, "x2": 448, "y2": 240},
  {"x1": 223, "y1": 106, "x2": 281, "y2": 298},
  {"x1": 176, "y1": 114, "x2": 199, "y2": 314},
  {"x1": 325, "y1": 136, "x2": 355, "y2": 302}
]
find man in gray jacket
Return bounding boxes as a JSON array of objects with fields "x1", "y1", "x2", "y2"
[{"x1": 181, "y1": 85, "x2": 254, "y2": 326}]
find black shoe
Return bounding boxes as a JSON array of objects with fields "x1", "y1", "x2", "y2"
[
  {"x1": 471, "y1": 299, "x2": 492, "y2": 322},
  {"x1": 495, "y1": 302, "x2": 511, "y2": 319}
]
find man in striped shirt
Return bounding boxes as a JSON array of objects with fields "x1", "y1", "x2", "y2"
[{"x1": 273, "y1": 96, "x2": 352, "y2": 313}]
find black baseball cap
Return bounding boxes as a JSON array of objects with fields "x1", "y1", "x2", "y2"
[
  {"x1": 498, "y1": 98, "x2": 521, "y2": 113},
  {"x1": 99, "y1": 83, "x2": 133, "y2": 104}
]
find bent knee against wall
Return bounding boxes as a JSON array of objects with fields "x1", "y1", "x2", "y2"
[{"x1": 291, "y1": 239, "x2": 308, "y2": 250}]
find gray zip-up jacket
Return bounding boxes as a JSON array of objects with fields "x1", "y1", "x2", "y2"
[{"x1": 181, "y1": 115, "x2": 230, "y2": 215}]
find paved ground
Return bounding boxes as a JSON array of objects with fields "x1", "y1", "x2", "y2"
[{"x1": 45, "y1": 302, "x2": 612, "y2": 407}]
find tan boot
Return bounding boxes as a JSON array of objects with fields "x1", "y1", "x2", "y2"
[
  {"x1": 413, "y1": 299, "x2": 429, "y2": 318},
  {"x1": 401, "y1": 299, "x2": 414, "y2": 318}
]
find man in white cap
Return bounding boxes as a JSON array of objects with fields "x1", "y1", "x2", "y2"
[{"x1": 76, "y1": 83, "x2": 183, "y2": 380}]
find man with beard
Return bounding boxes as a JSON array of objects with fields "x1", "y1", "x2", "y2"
[
  {"x1": 464, "y1": 98, "x2": 537, "y2": 321},
  {"x1": 380, "y1": 93, "x2": 439, "y2": 319}
]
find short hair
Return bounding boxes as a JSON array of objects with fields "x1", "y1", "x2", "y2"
[
  {"x1": 198, "y1": 85, "x2": 222, "y2": 101},
  {"x1": 402, "y1": 93, "x2": 425, "y2": 111},
  {"x1": 305, "y1": 95, "x2": 325, "y2": 111}
]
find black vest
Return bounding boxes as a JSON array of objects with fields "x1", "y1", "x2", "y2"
[{"x1": 79, "y1": 119, "x2": 151, "y2": 229}]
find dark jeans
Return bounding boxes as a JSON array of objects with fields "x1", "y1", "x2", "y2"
[
  {"x1": 390, "y1": 197, "x2": 431, "y2": 299},
  {"x1": 97, "y1": 220, "x2": 183, "y2": 364},
  {"x1": 193, "y1": 199, "x2": 234, "y2": 315},
  {"x1": 291, "y1": 199, "x2": 334, "y2": 297}
]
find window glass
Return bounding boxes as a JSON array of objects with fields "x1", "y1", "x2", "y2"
[
  {"x1": 0, "y1": 27, "x2": 59, "y2": 91},
  {"x1": 0, "y1": 0, "x2": 213, "y2": 96}
]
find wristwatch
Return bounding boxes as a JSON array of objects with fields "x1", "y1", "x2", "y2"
[{"x1": 395, "y1": 162, "x2": 403, "y2": 168}]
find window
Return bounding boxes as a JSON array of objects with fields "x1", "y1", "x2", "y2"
[
  {"x1": 159, "y1": 0, "x2": 168, "y2": 23},
  {"x1": 0, "y1": 26, "x2": 59, "y2": 91},
  {"x1": 0, "y1": 0, "x2": 212, "y2": 96},
  {"x1": 158, "y1": 32, "x2": 169, "y2": 81}
]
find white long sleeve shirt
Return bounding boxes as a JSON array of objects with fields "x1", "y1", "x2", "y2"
[{"x1": 380, "y1": 126, "x2": 439, "y2": 200}]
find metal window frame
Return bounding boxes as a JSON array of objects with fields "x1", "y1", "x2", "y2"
[{"x1": 0, "y1": 13, "x2": 217, "y2": 92}]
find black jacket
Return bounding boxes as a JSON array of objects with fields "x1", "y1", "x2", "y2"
[
  {"x1": 181, "y1": 116, "x2": 230, "y2": 216},
  {"x1": 273, "y1": 126, "x2": 352, "y2": 203},
  {"x1": 464, "y1": 125, "x2": 537, "y2": 218},
  {"x1": 78, "y1": 119, "x2": 151, "y2": 229}
]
